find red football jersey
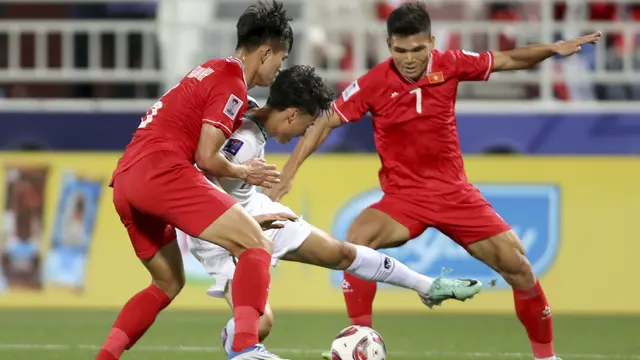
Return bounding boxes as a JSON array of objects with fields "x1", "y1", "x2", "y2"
[
  {"x1": 112, "y1": 57, "x2": 249, "y2": 181},
  {"x1": 332, "y1": 49, "x2": 493, "y2": 195}
]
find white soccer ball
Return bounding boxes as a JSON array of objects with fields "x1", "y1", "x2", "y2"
[
  {"x1": 220, "y1": 317, "x2": 235, "y2": 355},
  {"x1": 330, "y1": 325, "x2": 387, "y2": 360}
]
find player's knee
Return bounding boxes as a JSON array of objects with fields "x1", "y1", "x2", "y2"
[
  {"x1": 494, "y1": 233, "x2": 536, "y2": 289},
  {"x1": 229, "y1": 231, "x2": 273, "y2": 258},
  {"x1": 258, "y1": 307, "x2": 274, "y2": 342},
  {"x1": 335, "y1": 242, "x2": 358, "y2": 270},
  {"x1": 345, "y1": 225, "x2": 378, "y2": 248},
  {"x1": 154, "y1": 275, "x2": 185, "y2": 300},
  {"x1": 500, "y1": 252, "x2": 535, "y2": 289}
]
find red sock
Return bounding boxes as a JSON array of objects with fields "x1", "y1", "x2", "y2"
[
  {"x1": 343, "y1": 272, "x2": 377, "y2": 327},
  {"x1": 96, "y1": 284, "x2": 172, "y2": 359},
  {"x1": 231, "y1": 248, "x2": 271, "y2": 352},
  {"x1": 513, "y1": 280, "x2": 554, "y2": 359}
]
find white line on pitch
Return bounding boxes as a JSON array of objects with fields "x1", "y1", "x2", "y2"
[{"x1": 0, "y1": 343, "x2": 638, "y2": 359}]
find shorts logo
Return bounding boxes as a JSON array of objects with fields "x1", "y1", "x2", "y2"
[
  {"x1": 330, "y1": 184, "x2": 560, "y2": 290},
  {"x1": 223, "y1": 94, "x2": 243, "y2": 120},
  {"x1": 222, "y1": 138, "x2": 244, "y2": 156}
]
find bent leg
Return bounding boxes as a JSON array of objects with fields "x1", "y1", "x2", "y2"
[
  {"x1": 282, "y1": 226, "x2": 433, "y2": 294},
  {"x1": 343, "y1": 199, "x2": 424, "y2": 327},
  {"x1": 196, "y1": 204, "x2": 273, "y2": 353},
  {"x1": 468, "y1": 230, "x2": 555, "y2": 359},
  {"x1": 97, "y1": 235, "x2": 183, "y2": 360},
  {"x1": 435, "y1": 187, "x2": 554, "y2": 359},
  {"x1": 223, "y1": 282, "x2": 274, "y2": 345}
]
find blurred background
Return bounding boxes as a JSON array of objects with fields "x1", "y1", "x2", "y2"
[{"x1": 0, "y1": 1, "x2": 638, "y2": 360}]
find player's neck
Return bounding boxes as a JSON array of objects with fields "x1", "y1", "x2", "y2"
[
  {"x1": 233, "y1": 49, "x2": 259, "y2": 88},
  {"x1": 247, "y1": 107, "x2": 274, "y2": 137}
]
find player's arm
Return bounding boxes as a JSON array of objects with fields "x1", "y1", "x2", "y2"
[
  {"x1": 492, "y1": 31, "x2": 601, "y2": 72},
  {"x1": 266, "y1": 77, "x2": 372, "y2": 201},
  {"x1": 195, "y1": 125, "x2": 248, "y2": 180},
  {"x1": 196, "y1": 75, "x2": 279, "y2": 187},
  {"x1": 279, "y1": 109, "x2": 342, "y2": 179}
]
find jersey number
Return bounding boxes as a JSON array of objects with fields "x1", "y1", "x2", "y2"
[
  {"x1": 138, "y1": 83, "x2": 179, "y2": 128},
  {"x1": 139, "y1": 101, "x2": 162, "y2": 128},
  {"x1": 410, "y1": 88, "x2": 422, "y2": 114}
]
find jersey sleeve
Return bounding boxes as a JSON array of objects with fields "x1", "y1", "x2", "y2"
[
  {"x1": 331, "y1": 73, "x2": 375, "y2": 123},
  {"x1": 453, "y1": 50, "x2": 494, "y2": 82},
  {"x1": 201, "y1": 71, "x2": 247, "y2": 138},
  {"x1": 220, "y1": 133, "x2": 259, "y2": 165}
]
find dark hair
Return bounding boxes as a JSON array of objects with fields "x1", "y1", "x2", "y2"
[
  {"x1": 387, "y1": 1, "x2": 431, "y2": 37},
  {"x1": 267, "y1": 65, "x2": 334, "y2": 116},
  {"x1": 236, "y1": 0, "x2": 294, "y2": 52}
]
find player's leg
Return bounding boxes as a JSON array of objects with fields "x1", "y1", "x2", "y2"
[
  {"x1": 97, "y1": 178, "x2": 183, "y2": 360},
  {"x1": 438, "y1": 188, "x2": 555, "y2": 360},
  {"x1": 467, "y1": 231, "x2": 555, "y2": 360},
  {"x1": 281, "y1": 226, "x2": 434, "y2": 296},
  {"x1": 341, "y1": 196, "x2": 427, "y2": 328},
  {"x1": 222, "y1": 282, "x2": 275, "y2": 354},
  {"x1": 121, "y1": 155, "x2": 276, "y2": 357},
  {"x1": 184, "y1": 230, "x2": 274, "y2": 354},
  {"x1": 180, "y1": 205, "x2": 274, "y2": 357}
]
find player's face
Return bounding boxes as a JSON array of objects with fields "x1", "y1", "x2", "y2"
[
  {"x1": 273, "y1": 109, "x2": 317, "y2": 144},
  {"x1": 387, "y1": 32, "x2": 434, "y2": 80},
  {"x1": 256, "y1": 47, "x2": 289, "y2": 87}
]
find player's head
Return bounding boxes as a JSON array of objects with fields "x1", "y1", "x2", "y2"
[
  {"x1": 263, "y1": 65, "x2": 334, "y2": 144},
  {"x1": 236, "y1": 0, "x2": 293, "y2": 87},
  {"x1": 386, "y1": 1, "x2": 434, "y2": 80}
]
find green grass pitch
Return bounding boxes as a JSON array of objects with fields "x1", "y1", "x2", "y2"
[{"x1": 0, "y1": 310, "x2": 638, "y2": 359}]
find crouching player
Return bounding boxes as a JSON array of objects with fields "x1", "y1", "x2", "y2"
[{"x1": 178, "y1": 65, "x2": 483, "y2": 355}]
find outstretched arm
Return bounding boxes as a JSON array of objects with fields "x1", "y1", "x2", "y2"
[
  {"x1": 263, "y1": 109, "x2": 343, "y2": 201},
  {"x1": 492, "y1": 31, "x2": 601, "y2": 72}
]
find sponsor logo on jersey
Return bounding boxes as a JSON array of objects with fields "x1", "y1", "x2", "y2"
[
  {"x1": 330, "y1": 184, "x2": 560, "y2": 290},
  {"x1": 462, "y1": 50, "x2": 480, "y2": 57},
  {"x1": 222, "y1": 138, "x2": 244, "y2": 156},
  {"x1": 342, "y1": 80, "x2": 360, "y2": 101},
  {"x1": 223, "y1": 94, "x2": 243, "y2": 120}
]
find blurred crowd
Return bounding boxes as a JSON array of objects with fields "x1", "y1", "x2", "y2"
[{"x1": 0, "y1": 0, "x2": 639, "y2": 101}]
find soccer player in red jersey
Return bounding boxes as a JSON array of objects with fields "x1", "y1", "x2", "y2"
[
  {"x1": 96, "y1": 2, "x2": 297, "y2": 360},
  {"x1": 266, "y1": 3, "x2": 601, "y2": 360}
]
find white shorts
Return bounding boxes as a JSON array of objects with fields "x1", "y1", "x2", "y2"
[{"x1": 181, "y1": 193, "x2": 312, "y2": 298}]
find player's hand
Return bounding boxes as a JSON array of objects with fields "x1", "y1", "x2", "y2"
[
  {"x1": 242, "y1": 158, "x2": 280, "y2": 188},
  {"x1": 552, "y1": 31, "x2": 601, "y2": 57},
  {"x1": 263, "y1": 176, "x2": 293, "y2": 202},
  {"x1": 253, "y1": 212, "x2": 298, "y2": 230}
]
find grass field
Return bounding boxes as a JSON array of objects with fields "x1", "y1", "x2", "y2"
[{"x1": 0, "y1": 310, "x2": 638, "y2": 360}]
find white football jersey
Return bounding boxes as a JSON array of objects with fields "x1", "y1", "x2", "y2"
[{"x1": 218, "y1": 97, "x2": 267, "y2": 208}]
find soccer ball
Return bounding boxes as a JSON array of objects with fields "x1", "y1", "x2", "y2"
[{"x1": 330, "y1": 325, "x2": 387, "y2": 360}]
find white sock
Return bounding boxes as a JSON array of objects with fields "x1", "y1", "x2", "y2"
[
  {"x1": 534, "y1": 357, "x2": 557, "y2": 360},
  {"x1": 346, "y1": 245, "x2": 433, "y2": 294}
]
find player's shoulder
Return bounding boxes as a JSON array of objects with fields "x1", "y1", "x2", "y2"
[
  {"x1": 199, "y1": 57, "x2": 245, "y2": 83},
  {"x1": 434, "y1": 49, "x2": 486, "y2": 66},
  {"x1": 429, "y1": 49, "x2": 461, "y2": 73},
  {"x1": 342, "y1": 58, "x2": 394, "y2": 101},
  {"x1": 361, "y1": 58, "x2": 395, "y2": 84},
  {"x1": 222, "y1": 119, "x2": 263, "y2": 159}
]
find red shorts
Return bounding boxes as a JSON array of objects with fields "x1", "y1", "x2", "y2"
[
  {"x1": 112, "y1": 151, "x2": 236, "y2": 259},
  {"x1": 369, "y1": 185, "x2": 510, "y2": 248}
]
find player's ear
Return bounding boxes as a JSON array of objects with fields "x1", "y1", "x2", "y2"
[
  {"x1": 260, "y1": 46, "x2": 273, "y2": 64},
  {"x1": 428, "y1": 34, "x2": 436, "y2": 49},
  {"x1": 287, "y1": 108, "x2": 298, "y2": 123}
]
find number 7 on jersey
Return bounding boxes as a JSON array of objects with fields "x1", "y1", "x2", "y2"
[{"x1": 410, "y1": 88, "x2": 422, "y2": 114}]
